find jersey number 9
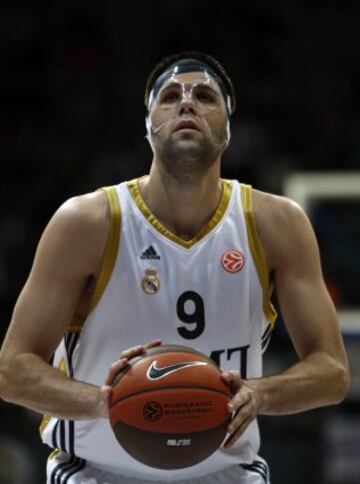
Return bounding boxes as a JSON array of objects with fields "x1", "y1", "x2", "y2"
[{"x1": 176, "y1": 291, "x2": 205, "y2": 339}]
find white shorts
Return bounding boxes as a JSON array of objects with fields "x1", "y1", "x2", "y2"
[{"x1": 47, "y1": 451, "x2": 270, "y2": 484}]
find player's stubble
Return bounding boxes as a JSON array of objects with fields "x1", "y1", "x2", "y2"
[{"x1": 156, "y1": 124, "x2": 228, "y2": 185}]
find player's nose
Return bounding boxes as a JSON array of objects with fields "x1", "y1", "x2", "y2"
[{"x1": 178, "y1": 98, "x2": 198, "y2": 116}]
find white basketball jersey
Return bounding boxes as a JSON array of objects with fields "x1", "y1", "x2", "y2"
[{"x1": 41, "y1": 178, "x2": 277, "y2": 481}]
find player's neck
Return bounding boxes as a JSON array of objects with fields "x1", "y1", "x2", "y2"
[{"x1": 138, "y1": 164, "x2": 222, "y2": 241}]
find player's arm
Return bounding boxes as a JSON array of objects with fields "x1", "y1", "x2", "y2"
[
  {"x1": 251, "y1": 195, "x2": 350, "y2": 411},
  {"x1": 0, "y1": 192, "x2": 115, "y2": 420},
  {"x1": 223, "y1": 193, "x2": 350, "y2": 446}
]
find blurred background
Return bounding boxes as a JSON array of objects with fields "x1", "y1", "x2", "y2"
[{"x1": 0, "y1": 0, "x2": 359, "y2": 482}]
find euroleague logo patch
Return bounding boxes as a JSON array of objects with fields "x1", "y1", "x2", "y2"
[
  {"x1": 143, "y1": 401, "x2": 163, "y2": 422},
  {"x1": 221, "y1": 249, "x2": 245, "y2": 273}
]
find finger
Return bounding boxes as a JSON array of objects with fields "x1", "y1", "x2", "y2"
[
  {"x1": 221, "y1": 370, "x2": 242, "y2": 385},
  {"x1": 228, "y1": 399, "x2": 254, "y2": 433},
  {"x1": 223, "y1": 415, "x2": 252, "y2": 449},
  {"x1": 105, "y1": 357, "x2": 128, "y2": 386},
  {"x1": 227, "y1": 388, "x2": 251, "y2": 413},
  {"x1": 143, "y1": 339, "x2": 162, "y2": 350},
  {"x1": 101, "y1": 384, "x2": 112, "y2": 397},
  {"x1": 120, "y1": 345, "x2": 145, "y2": 359},
  {"x1": 221, "y1": 371, "x2": 242, "y2": 394},
  {"x1": 120, "y1": 340, "x2": 162, "y2": 360}
]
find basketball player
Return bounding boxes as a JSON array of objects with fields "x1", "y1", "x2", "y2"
[{"x1": 0, "y1": 52, "x2": 350, "y2": 483}]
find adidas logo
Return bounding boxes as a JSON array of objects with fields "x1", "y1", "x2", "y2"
[{"x1": 140, "y1": 246, "x2": 161, "y2": 260}]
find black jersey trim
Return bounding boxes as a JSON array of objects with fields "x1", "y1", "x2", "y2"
[
  {"x1": 51, "y1": 420, "x2": 59, "y2": 449},
  {"x1": 261, "y1": 323, "x2": 272, "y2": 342},
  {"x1": 64, "y1": 332, "x2": 80, "y2": 378},
  {"x1": 49, "y1": 454, "x2": 86, "y2": 484},
  {"x1": 261, "y1": 323, "x2": 273, "y2": 353},
  {"x1": 68, "y1": 420, "x2": 75, "y2": 456},
  {"x1": 59, "y1": 420, "x2": 66, "y2": 452},
  {"x1": 62, "y1": 457, "x2": 86, "y2": 483},
  {"x1": 50, "y1": 455, "x2": 75, "y2": 484},
  {"x1": 241, "y1": 459, "x2": 269, "y2": 482}
]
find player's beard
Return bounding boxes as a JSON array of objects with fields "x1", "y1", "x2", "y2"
[{"x1": 156, "y1": 127, "x2": 227, "y2": 185}]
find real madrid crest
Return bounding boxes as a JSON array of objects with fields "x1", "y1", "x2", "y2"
[{"x1": 141, "y1": 268, "x2": 161, "y2": 294}]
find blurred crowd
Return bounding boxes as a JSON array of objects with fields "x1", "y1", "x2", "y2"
[
  {"x1": 1, "y1": 1, "x2": 359, "y2": 482},
  {"x1": 1, "y1": 0, "x2": 360, "y2": 332}
]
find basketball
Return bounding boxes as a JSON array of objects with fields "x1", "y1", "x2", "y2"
[{"x1": 108, "y1": 344, "x2": 232, "y2": 469}]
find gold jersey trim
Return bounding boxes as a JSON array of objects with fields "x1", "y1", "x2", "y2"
[
  {"x1": 47, "y1": 448, "x2": 61, "y2": 463},
  {"x1": 241, "y1": 184, "x2": 277, "y2": 325},
  {"x1": 67, "y1": 186, "x2": 121, "y2": 332},
  {"x1": 127, "y1": 178, "x2": 232, "y2": 249},
  {"x1": 67, "y1": 313, "x2": 86, "y2": 333},
  {"x1": 88, "y1": 186, "x2": 121, "y2": 313},
  {"x1": 39, "y1": 414, "x2": 51, "y2": 436}
]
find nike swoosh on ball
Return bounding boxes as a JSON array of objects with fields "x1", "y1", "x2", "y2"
[{"x1": 146, "y1": 360, "x2": 207, "y2": 380}]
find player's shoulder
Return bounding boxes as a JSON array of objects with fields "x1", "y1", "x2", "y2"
[
  {"x1": 252, "y1": 188, "x2": 307, "y2": 227},
  {"x1": 43, "y1": 190, "x2": 110, "y2": 260},
  {"x1": 251, "y1": 188, "x2": 314, "y2": 269},
  {"x1": 54, "y1": 189, "x2": 110, "y2": 234}
]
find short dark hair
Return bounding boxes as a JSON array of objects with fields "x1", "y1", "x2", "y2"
[{"x1": 145, "y1": 51, "x2": 236, "y2": 114}]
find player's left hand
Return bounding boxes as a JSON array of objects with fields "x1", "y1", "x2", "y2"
[{"x1": 221, "y1": 371, "x2": 261, "y2": 448}]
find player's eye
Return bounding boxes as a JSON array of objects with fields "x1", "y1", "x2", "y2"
[
  {"x1": 194, "y1": 88, "x2": 217, "y2": 104},
  {"x1": 160, "y1": 89, "x2": 180, "y2": 104}
]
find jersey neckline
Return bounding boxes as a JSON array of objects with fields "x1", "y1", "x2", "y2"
[{"x1": 126, "y1": 178, "x2": 233, "y2": 249}]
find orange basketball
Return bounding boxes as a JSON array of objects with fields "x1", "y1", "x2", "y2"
[{"x1": 108, "y1": 344, "x2": 232, "y2": 469}]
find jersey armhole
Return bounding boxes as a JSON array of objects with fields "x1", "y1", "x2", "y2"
[
  {"x1": 241, "y1": 184, "x2": 277, "y2": 325},
  {"x1": 67, "y1": 186, "x2": 121, "y2": 332}
]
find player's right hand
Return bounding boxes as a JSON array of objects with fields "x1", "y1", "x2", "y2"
[
  {"x1": 104, "y1": 339, "x2": 162, "y2": 387},
  {"x1": 97, "y1": 339, "x2": 162, "y2": 419}
]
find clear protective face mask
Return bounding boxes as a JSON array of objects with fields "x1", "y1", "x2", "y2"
[
  {"x1": 149, "y1": 72, "x2": 226, "y2": 114},
  {"x1": 146, "y1": 71, "x2": 231, "y2": 148}
]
